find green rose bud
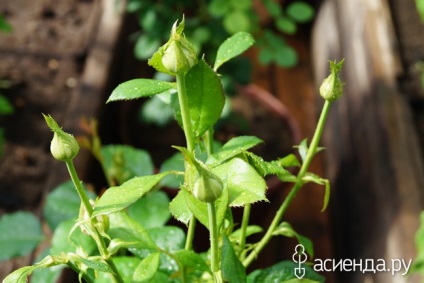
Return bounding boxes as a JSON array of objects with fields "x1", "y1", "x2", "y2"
[
  {"x1": 174, "y1": 146, "x2": 223, "y2": 203},
  {"x1": 43, "y1": 114, "x2": 79, "y2": 162},
  {"x1": 319, "y1": 59, "x2": 345, "y2": 102},
  {"x1": 192, "y1": 167, "x2": 223, "y2": 203},
  {"x1": 149, "y1": 18, "x2": 198, "y2": 75}
]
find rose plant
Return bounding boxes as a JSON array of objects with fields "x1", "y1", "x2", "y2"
[{"x1": 2, "y1": 18, "x2": 344, "y2": 283}]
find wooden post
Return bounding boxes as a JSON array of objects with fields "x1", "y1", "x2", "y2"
[{"x1": 312, "y1": 0, "x2": 424, "y2": 282}]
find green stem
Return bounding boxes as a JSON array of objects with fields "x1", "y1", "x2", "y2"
[
  {"x1": 184, "y1": 215, "x2": 197, "y2": 251},
  {"x1": 176, "y1": 73, "x2": 198, "y2": 282},
  {"x1": 65, "y1": 160, "x2": 124, "y2": 283},
  {"x1": 204, "y1": 128, "x2": 214, "y2": 156},
  {"x1": 243, "y1": 100, "x2": 332, "y2": 267},
  {"x1": 208, "y1": 202, "x2": 220, "y2": 281},
  {"x1": 66, "y1": 161, "x2": 93, "y2": 216},
  {"x1": 176, "y1": 73, "x2": 195, "y2": 153},
  {"x1": 238, "y1": 204, "x2": 251, "y2": 260}
]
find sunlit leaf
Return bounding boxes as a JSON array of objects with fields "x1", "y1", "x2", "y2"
[
  {"x1": 214, "y1": 32, "x2": 255, "y2": 71},
  {"x1": 92, "y1": 172, "x2": 170, "y2": 217},
  {"x1": 107, "y1": 79, "x2": 175, "y2": 102}
]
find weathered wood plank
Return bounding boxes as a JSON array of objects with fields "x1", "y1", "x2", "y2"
[{"x1": 312, "y1": 0, "x2": 424, "y2": 282}]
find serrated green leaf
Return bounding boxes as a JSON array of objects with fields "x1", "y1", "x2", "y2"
[
  {"x1": 222, "y1": 234, "x2": 246, "y2": 283},
  {"x1": 286, "y1": 2, "x2": 315, "y2": 23},
  {"x1": 107, "y1": 79, "x2": 175, "y2": 103},
  {"x1": 92, "y1": 172, "x2": 170, "y2": 217},
  {"x1": 213, "y1": 158, "x2": 267, "y2": 207},
  {"x1": 173, "y1": 250, "x2": 211, "y2": 273},
  {"x1": 128, "y1": 191, "x2": 171, "y2": 229},
  {"x1": 244, "y1": 152, "x2": 293, "y2": 180},
  {"x1": 279, "y1": 153, "x2": 300, "y2": 167},
  {"x1": 247, "y1": 261, "x2": 325, "y2": 283},
  {"x1": 272, "y1": 222, "x2": 314, "y2": 258},
  {"x1": 302, "y1": 173, "x2": 330, "y2": 211},
  {"x1": 0, "y1": 212, "x2": 43, "y2": 261},
  {"x1": 133, "y1": 252, "x2": 160, "y2": 281},
  {"x1": 169, "y1": 190, "x2": 192, "y2": 225},
  {"x1": 214, "y1": 32, "x2": 255, "y2": 71},
  {"x1": 207, "y1": 136, "x2": 263, "y2": 166},
  {"x1": 43, "y1": 180, "x2": 96, "y2": 230},
  {"x1": 185, "y1": 59, "x2": 225, "y2": 137}
]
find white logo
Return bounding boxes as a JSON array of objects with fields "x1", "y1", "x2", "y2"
[{"x1": 292, "y1": 244, "x2": 307, "y2": 279}]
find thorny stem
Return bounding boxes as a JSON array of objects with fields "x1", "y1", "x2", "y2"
[
  {"x1": 66, "y1": 160, "x2": 124, "y2": 283},
  {"x1": 243, "y1": 100, "x2": 332, "y2": 267}
]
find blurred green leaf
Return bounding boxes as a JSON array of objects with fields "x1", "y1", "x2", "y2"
[
  {"x1": 43, "y1": 180, "x2": 96, "y2": 230},
  {"x1": 50, "y1": 219, "x2": 96, "y2": 256},
  {"x1": 139, "y1": 94, "x2": 174, "y2": 126},
  {"x1": 101, "y1": 145, "x2": 154, "y2": 184},
  {"x1": 0, "y1": 212, "x2": 43, "y2": 261},
  {"x1": 223, "y1": 10, "x2": 251, "y2": 34},
  {"x1": 160, "y1": 152, "x2": 185, "y2": 188},
  {"x1": 0, "y1": 15, "x2": 12, "y2": 33},
  {"x1": 0, "y1": 94, "x2": 13, "y2": 115},
  {"x1": 133, "y1": 252, "x2": 160, "y2": 281},
  {"x1": 275, "y1": 17, "x2": 297, "y2": 34},
  {"x1": 128, "y1": 191, "x2": 171, "y2": 229},
  {"x1": 416, "y1": 0, "x2": 424, "y2": 22},
  {"x1": 286, "y1": 2, "x2": 315, "y2": 23},
  {"x1": 208, "y1": 0, "x2": 231, "y2": 17},
  {"x1": 134, "y1": 34, "x2": 161, "y2": 60}
]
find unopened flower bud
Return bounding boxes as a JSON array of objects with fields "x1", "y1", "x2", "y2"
[
  {"x1": 44, "y1": 114, "x2": 79, "y2": 162},
  {"x1": 319, "y1": 59, "x2": 345, "y2": 102},
  {"x1": 152, "y1": 18, "x2": 197, "y2": 75},
  {"x1": 192, "y1": 169, "x2": 223, "y2": 203}
]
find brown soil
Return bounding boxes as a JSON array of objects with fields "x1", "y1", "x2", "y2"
[{"x1": 0, "y1": 0, "x2": 100, "y2": 214}]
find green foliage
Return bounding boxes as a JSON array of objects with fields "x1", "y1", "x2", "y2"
[
  {"x1": 0, "y1": 212, "x2": 43, "y2": 261},
  {"x1": 0, "y1": 15, "x2": 12, "y2": 33},
  {"x1": 3, "y1": 19, "x2": 342, "y2": 283},
  {"x1": 416, "y1": 0, "x2": 424, "y2": 23}
]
